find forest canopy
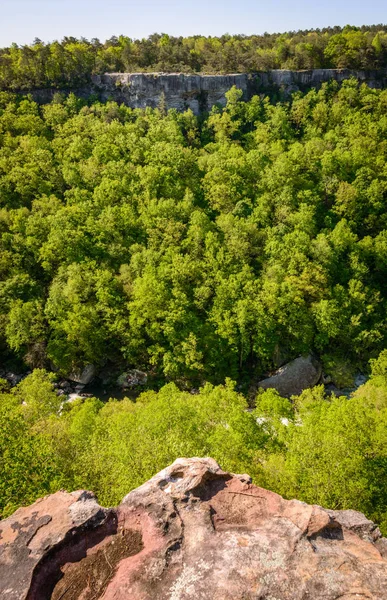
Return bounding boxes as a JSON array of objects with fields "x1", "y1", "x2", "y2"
[
  {"x1": 2, "y1": 33, "x2": 387, "y2": 539},
  {"x1": 1, "y1": 79, "x2": 387, "y2": 387},
  {"x1": 1, "y1": 25, "x2": 387, "y2": 90}
]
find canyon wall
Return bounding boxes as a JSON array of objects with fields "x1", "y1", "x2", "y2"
[{"x1": 27, "y1": 69, "x2": 387, "y2": 113}]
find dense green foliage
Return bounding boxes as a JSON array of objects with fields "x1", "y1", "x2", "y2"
[
  {"x1": 1, "y1": 80, "x2": 387, "y2": 384},
  {"x1": 2, "y1": 60, "x2": 387, "y2": 534},
  {"x1": 2, "y1": 357, "x2": 387, "y2": 534},
  {"x1": 0, "y1": 372, "x2": 264, "y2": 516},
  {"x1": 1, "y1": 25, "x2": 387, "y2": 90}
]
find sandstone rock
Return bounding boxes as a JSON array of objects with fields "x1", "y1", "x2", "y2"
[
  {"x1": 326, "y1": 508, "x2": 381, "y2": 542},
  {"x1": 0, "y1": 490, "x2": 111, "y2": 600},
  {"x1": 68, "y1": 364, "x2": 96, "y2": 385},
  {"x1": 258, "y1": 354, "x2": 322, "y2": 397},
  {"x1": 1, "y1": 457, "x2": 387, "y2": 599},
  {"x1": 377, "y1": 537, "x2": 387, "y2": 559}
]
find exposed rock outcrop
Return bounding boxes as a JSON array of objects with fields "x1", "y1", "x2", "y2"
[
  {"x1": 1, "y1": 457, "x2": 387, "y2": 599},
  {"x1": 68, "y1": 364, "x2": 96, "y2": 386},
  {"x1": 258, "y1": 354, "x2": 322, "y2": 397},
  {"x1": 23, "y1": 68, "x2": 387, "y2": 114}
]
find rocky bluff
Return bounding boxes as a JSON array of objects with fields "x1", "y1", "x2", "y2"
[
  {"x1": 29, "y1": 68, "x2": 387, "y2": 114},
  {"x1": 1, "y1": 457, "x2": 387, "y2": 599}
]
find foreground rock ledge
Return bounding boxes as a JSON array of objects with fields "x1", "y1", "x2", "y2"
[{"x1": 1, "y1": 458, "x2": 387, "y2": 599}]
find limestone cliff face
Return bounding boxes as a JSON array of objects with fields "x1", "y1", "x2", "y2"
[
  {"x1": 1, "y1": 458, "x2": 387, "y2": 599},
  {"x1": 27, "y1": 68, "x2": 387, "y2": 113}
]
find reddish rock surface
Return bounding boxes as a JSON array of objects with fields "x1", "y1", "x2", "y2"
[{"x1": 1, "y1": 457, "x2": 387, "y2": 599}]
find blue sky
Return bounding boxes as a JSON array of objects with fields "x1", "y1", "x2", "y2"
[{"x1": 2, "y1": 0, "x2": 386, "y2": 47}]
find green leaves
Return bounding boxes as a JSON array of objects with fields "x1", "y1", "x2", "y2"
[
  {"x1": 3, "y1": 359, "x2": 387, "y2": 534},
  {"x1": 257, "y1": 371, "x2": 387, "y2": 531},
  {"x1": 45, "y1": 262, "x2": 126, "y2": 370},
  {"x1": 0, "y1": 371, "x2": 63, "y2": 518},
  {"x1": 63, "y1": 379, "x2": 264, "y2": 506},
  {"x1": 0, "y1": 83, "x2": 387, "y2": 381},
  {"x1": 6, "y1": 299, "x2": 46, "y2": 351},
  {"x1": 1, "y1": 27, "x2": 387, "y2": 90}
]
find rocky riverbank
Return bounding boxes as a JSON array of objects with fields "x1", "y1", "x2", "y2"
[
  {"x1": 0, "y1": 356, "x2": 368, "y2": 402},
  {"x1": 0, "y1": 365, "x2": 148, "y2": 402}
]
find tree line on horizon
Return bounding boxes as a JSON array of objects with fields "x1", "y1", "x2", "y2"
[{"x1": 1, "y1": 24, "x2": 387, "y2": 90}]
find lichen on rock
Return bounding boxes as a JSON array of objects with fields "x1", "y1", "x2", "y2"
[{"x1": 1, "y1": 457, "x2": 387, "y2": 599}]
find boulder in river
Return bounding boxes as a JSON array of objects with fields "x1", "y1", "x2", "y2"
[
  {"x1": 68, "y1": 364, "x2": 96, "y2": 386},
  {"x1": 258, "y1": 354, "x2": 322, "y2": 397}
]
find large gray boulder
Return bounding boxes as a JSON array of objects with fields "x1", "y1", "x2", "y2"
[
  {"x1": 68, "y1": 364, "x2": 96, "y2": 385},
  {"x1": 258, "y1": 354, "x2": 322, "y2": 397}
]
